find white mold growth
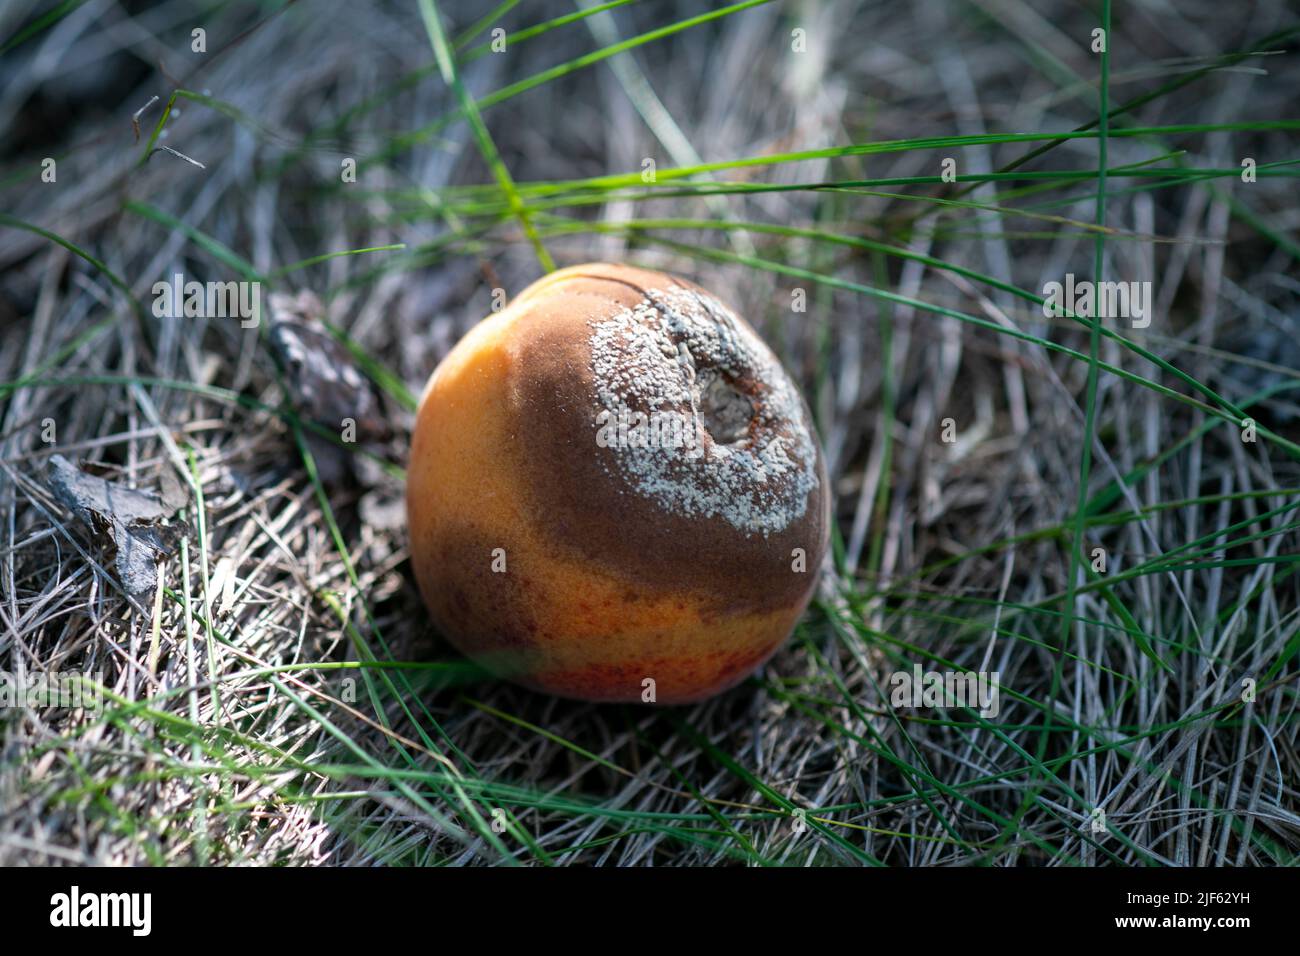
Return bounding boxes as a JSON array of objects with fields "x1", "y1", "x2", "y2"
[{"x1": 588, "y1": 284, "x2": 819, "y2": 536}]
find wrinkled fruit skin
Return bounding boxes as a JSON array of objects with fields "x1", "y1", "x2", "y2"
[{"x1": 406, "y1": 263, "x2": 830, "y2": 703}]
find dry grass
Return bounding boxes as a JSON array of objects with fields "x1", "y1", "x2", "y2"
[{"x1": 1, "y1": 0, "x2": 1298, "y2": 865}]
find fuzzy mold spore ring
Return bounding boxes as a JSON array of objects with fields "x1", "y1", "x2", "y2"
[{"x1": 588, "y1": 284, "x2": 820, "y2": 536}]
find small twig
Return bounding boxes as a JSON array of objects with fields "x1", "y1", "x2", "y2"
[
  {"x1": 147, "y1": 145, "x2": 206, "y2": 169},
  {"x1": 131, "y1": 95, "x2": 159, "y2": 142}
]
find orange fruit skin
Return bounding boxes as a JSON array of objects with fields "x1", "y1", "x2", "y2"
[{"x1": 406, "y1": 264, "x2": 830, "y2": 704}]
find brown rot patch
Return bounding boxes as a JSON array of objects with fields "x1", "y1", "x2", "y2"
[
  {"x1": 506, "y1": 268, "x2": 830, "y2": 617},
  {"x1": 413, "y1": 519, "x2": 543, "y2": 660}
]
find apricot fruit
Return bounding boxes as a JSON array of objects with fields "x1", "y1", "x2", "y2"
[{"x1": 406, "y1": 263, "x2": 829, "y2": 703}]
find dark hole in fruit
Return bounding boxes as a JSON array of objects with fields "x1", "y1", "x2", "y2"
[{"x1": 694, "y1": 368, "x2": 753, "y2": 444}]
